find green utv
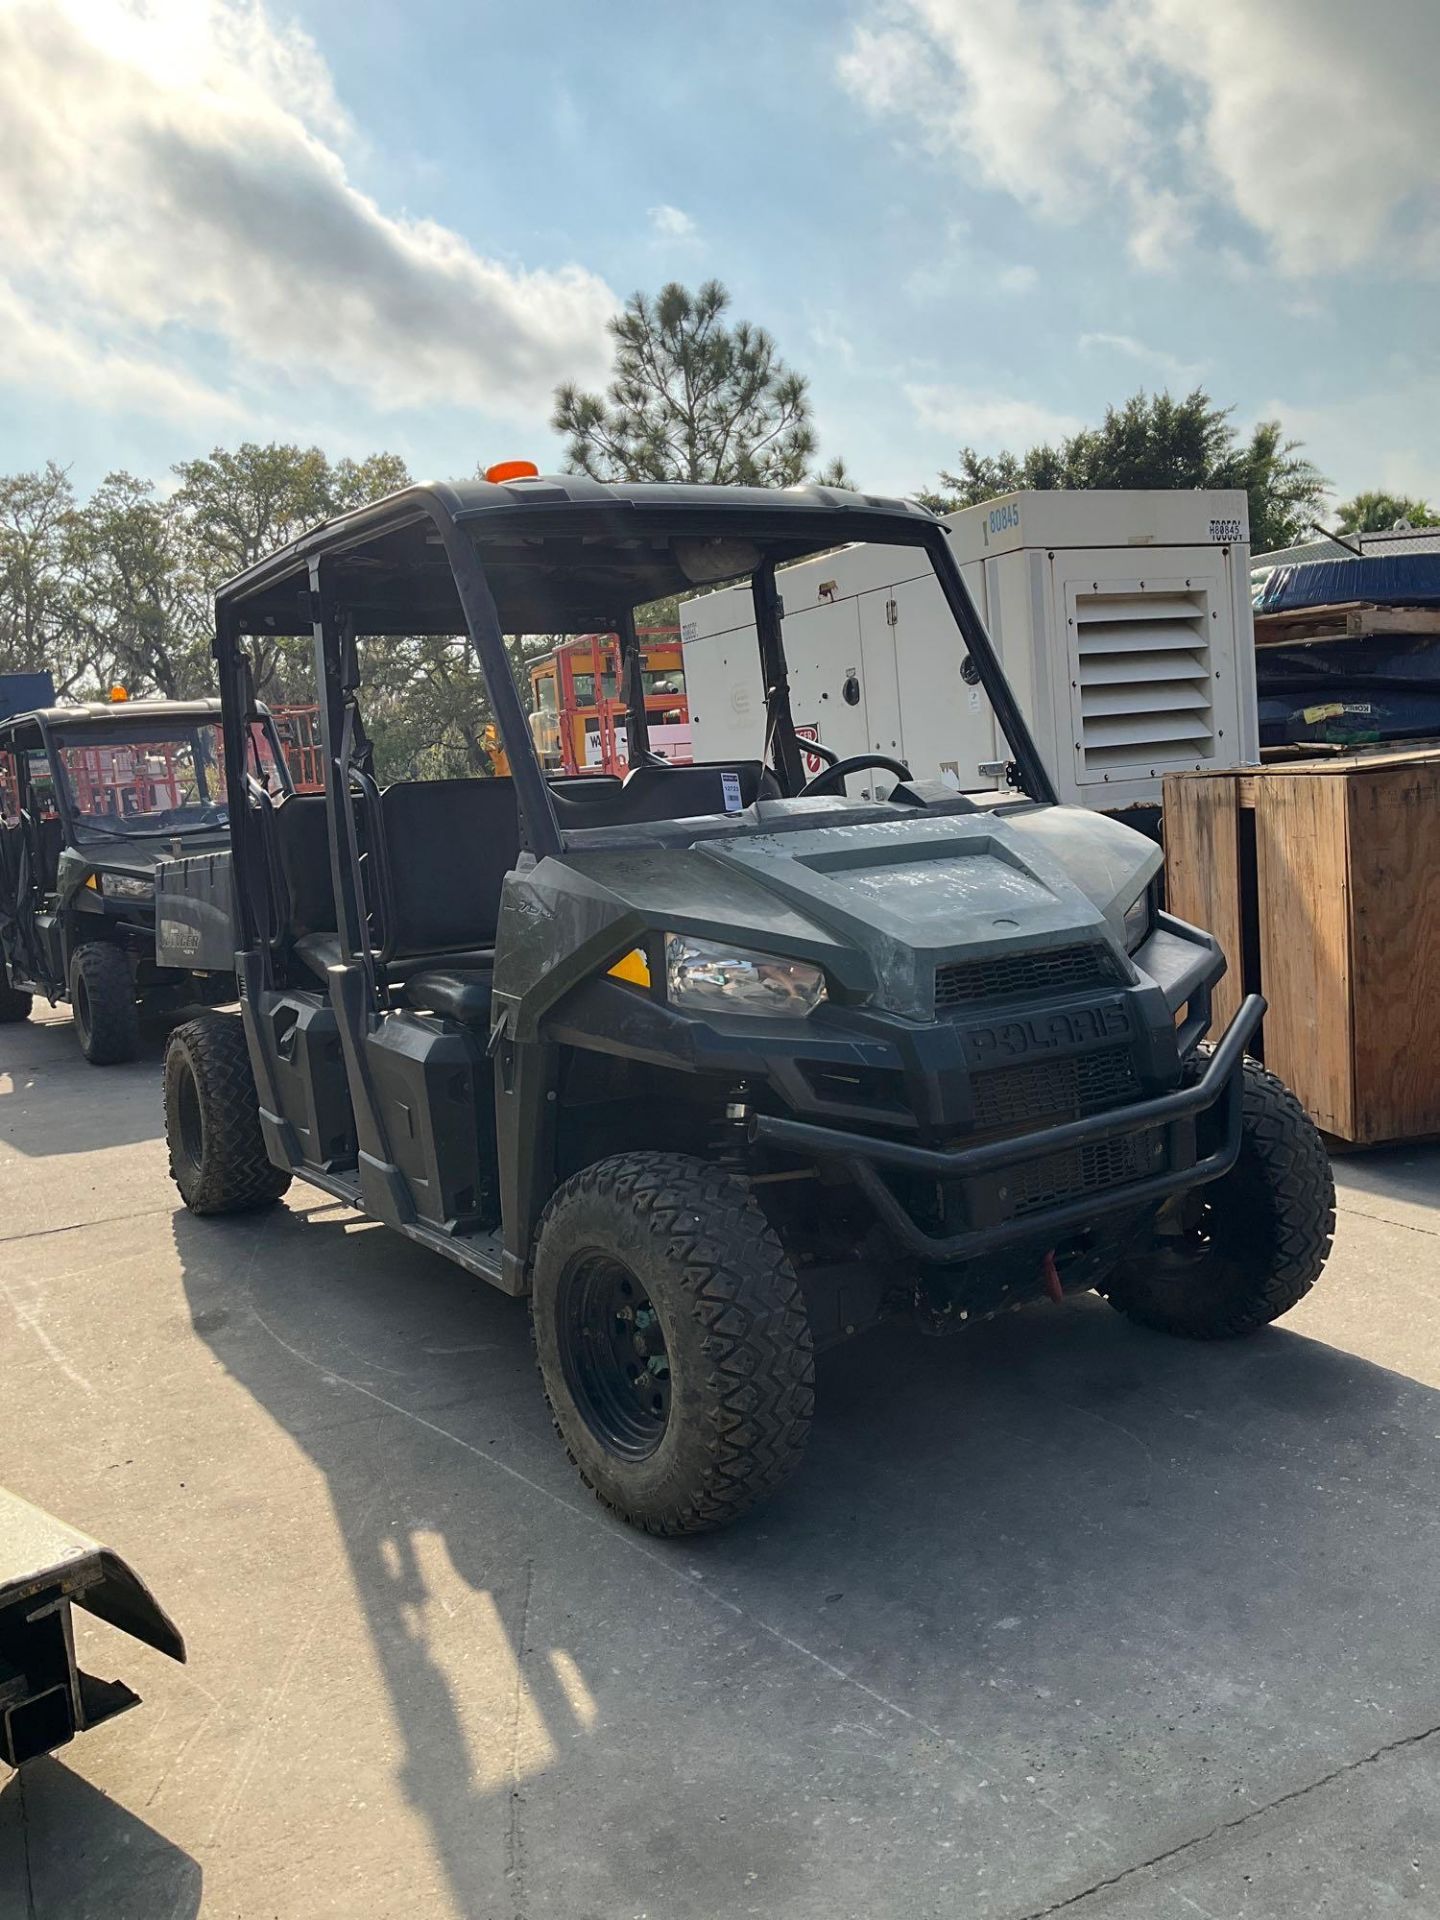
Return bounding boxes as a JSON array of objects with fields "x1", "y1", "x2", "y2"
[
  {"x1": 0, "y1": 698, "x2": 289, "y2": 1063},
  {"x1": 158, "y1": 476, "x2": 1334, "y2": 1534}
]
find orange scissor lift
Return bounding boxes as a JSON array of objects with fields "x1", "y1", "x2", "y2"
[{"x1": 526, "y1": 630, "x2": 690, "y2": 777}]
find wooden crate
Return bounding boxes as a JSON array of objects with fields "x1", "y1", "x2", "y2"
[
  {"x1": 1164, "y1": 746, "x2": 1440, "y2": 1144},
  {"x1": 1253, "y1": 602, "x2": 1440, "y2": 645}
]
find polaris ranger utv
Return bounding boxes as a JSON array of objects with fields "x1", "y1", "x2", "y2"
[
  {"x1": 159, "y1": 475, "x2": 1334, "y2": 1534},
  {"x1": 0, "y1": 697, "x2": 289, "y2": 1062}
]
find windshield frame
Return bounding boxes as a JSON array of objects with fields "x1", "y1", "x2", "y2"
[
  {"x1": 44, "y1": 710, "x2": 290, "y2": 843},
  {"x1": 452, "y1": 514, "x2": 1056, "y2": 855}
]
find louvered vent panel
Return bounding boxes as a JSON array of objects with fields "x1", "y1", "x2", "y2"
[{"x1": 1074, "y1": 588, "x2": 1214, "y2": 774}]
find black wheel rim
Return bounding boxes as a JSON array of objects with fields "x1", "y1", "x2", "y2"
[
  {"x1": 176, "y1": 1061, "x2": 205, "y2": 1175},
  {"x1": 555, "y1": 1251, "x2": 672, "y2": 1461},
  {"x1": 1145, "y1": 1193, "x2": 1245, "y2": 1289}
]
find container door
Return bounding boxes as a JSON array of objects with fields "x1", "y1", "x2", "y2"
[
  {"x1": 888, "y1": 572, "x2": 998, "y2": 792},
  {"x1": 856, "y1": 589, "x2": 905, "y2": 793},
  {"x1": 781, "y1": 599, "x2": 868, "y2": 778}
]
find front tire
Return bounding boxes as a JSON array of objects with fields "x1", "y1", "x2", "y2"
[
  {"x1": 531, "y1": 1153, "x2": 815, "y2": 1535},
  {"x1": 70, "y1": 943, "x2": 139, "y2": 1064},
  {"x1": 1102, "y1": 1055, "x2": 1334, "y2": 1339},
  {"x1": 164, "y1": 1013, "x2": 291, "y2": 1214}
]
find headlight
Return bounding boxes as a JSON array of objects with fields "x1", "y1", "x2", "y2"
[
  {"x1": 664, "y1": 933, "x2": 827, "y2": 1017},
  {"x1": 100, "y1": 872, "x2": 154, "y2": 901},
  {"x1": 1121, "y1": 884, "x2": 1153, "y2": 953}
]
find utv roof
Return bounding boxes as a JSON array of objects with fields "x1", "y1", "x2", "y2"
[
  {"x1": 217, "y1": 475, "x2": 941, "y2": 636},
  {"x1": 4, "y1": 698, "x2": 225, "y2": 731}
]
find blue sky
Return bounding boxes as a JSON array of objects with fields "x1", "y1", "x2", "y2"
[{"x1": 2, "y1": 0, "x2": 1437, "y2": 514}]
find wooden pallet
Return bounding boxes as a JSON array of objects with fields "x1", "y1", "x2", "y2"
[
  {"x1": 1254, "y1": 601, "x2": 1440, "y2": 645},
  {"x1": 1164, "y1": 746, "x2": 1440, "y2": 1144}
]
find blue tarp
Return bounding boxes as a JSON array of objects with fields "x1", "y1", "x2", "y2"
[
  {"x1": 1257, "y1": 554, "x2": 1440, "y2": 612},
  {"x1": 1257, "y1": 637, "x2": 1440, "y2": 748},
  {"x1": 0, "y1": 671, "x2": 55, "y2": 720}
]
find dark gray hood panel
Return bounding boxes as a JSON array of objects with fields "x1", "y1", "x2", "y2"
[{"x1": 496, "y1": 802, "x2": 1161, "y2": 1029}]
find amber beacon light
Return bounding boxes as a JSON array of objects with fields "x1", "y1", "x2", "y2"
[{"x1": 484, "y1": 460, "x2": 540, "y2": 484}]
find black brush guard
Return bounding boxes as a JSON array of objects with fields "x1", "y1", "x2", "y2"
[{"x1": 748, "y1": 995, "x2": 1265, "y2": 1263}]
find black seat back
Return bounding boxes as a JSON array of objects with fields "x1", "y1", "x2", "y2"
[
  {"x1": 547, "y1": 762, "x2": 768, "y2": 829},
  {"x1": 378, "y1": 777, "x2": 520, "y2": 959},
  {"x1": 272, "y1": 794, "x2": 336, "y2": 937},
  {"x1": 35, "y1": 814, "x2": 64, "y2": 893}
]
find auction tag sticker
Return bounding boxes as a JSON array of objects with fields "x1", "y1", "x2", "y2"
[{"x1": 721, "y1": 770, "x2": 743, "y2": 812}]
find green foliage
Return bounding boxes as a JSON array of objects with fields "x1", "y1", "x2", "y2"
[
  {"x1": 0, "y1": 443, "x2": 491, "y2": 782},
  {"x1": 553, "y1": 280, "x2": 849, "y2": 487},
  {"x1": 922, "y1": 389, "x2": 1329, "y2": 555},
  {"x1": 1334, "y1": 489, "x2": 1437, "y2": 533}
]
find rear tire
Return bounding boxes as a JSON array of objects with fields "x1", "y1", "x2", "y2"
[
  {"x1": 531, "y1": 1153, "x2": 815, "y2": 1535},
  {"x1": 69, "y1": 943, "x2": 139, "y2": 1064},
  {"x1": 1101, "y1": 1055, "x2": 1334, "y2": 1339},
  {"x1": 0, "y1": 963, "x2": 31, "y2": 1024},
  {"x1": 164, "y1": 1013, "x2": 292, "y2": 1214}
]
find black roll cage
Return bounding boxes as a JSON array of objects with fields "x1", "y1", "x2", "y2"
[{"x1": 212, "y1": 481, "x2": 1056, "y2": 970}]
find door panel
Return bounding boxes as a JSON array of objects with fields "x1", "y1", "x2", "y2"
[{"x1": 857, "y1": 589, "x2": 905, "y2": 776}]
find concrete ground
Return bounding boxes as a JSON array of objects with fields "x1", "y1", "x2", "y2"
[{"x1": 3, "y1": 1003, "x2": 1440, "y2": 1920}]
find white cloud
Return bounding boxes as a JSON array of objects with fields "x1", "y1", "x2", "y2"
[
  {"x1": 1262, "y1": 383, "x2": 1440, "y2": 509},
  {"x1": 648, "y1": 204, "x2": 698, "y2": 241},
  {"x1": 1078, "y1": 331, "x2": 1205, "y2": 386},
  {"x1": 840, "y1": 0, "x2": 1440, "y2": 279},
  {"x1": 0, "y1": 281, "x2": 245, "y2": 424},
  {"x1": 996, "y1": 264, "x2": 1038, "y2": 294},
  {"x1": 906, "y1": 385, "x2": 1082, "y2": 449},
  {"x1": 0, "y1": 0, "x2": 617, "y2": 421}
]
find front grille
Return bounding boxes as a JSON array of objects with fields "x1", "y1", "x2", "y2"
[
  {"x1": 1010, "y1": 1129, "x2": 1162, "y2": 1216},
  {"x1": 971, "y1": 1045, "x2": 1138, "y2": 1133},
  {"x1": 935, "y1": 946, "x2": 1121, "y2": 1010}
]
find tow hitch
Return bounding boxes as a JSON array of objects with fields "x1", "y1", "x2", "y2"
[{"x1": 0, "y1": 1488, "x2": 185, "y2": 1769}]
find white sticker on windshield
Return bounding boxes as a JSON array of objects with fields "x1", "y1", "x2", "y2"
[{"x1": 721, "y1": 770, "x2": 743, "y2": 813}]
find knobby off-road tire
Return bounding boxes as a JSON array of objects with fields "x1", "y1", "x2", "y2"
[
  {"x1": 531, "y1": 1153, "x2": 816, "y2": 1535},
  {"x1": 0, "y1": 962, "x2": 31, "y2": 1024},
  {"x1": 164, "y1": 1012, "x2": 292, "y2": 1214},
  {"x1": 1102, "y1": 1053, "x2": 1334, "y2": 1339},
  {"x1": 70, "y1": 942, "x2": 140, "y2": 1064}
]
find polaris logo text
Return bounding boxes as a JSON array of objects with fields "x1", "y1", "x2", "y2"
[{"x1": 966, "y1": 1003, "x2": 1129, "y2": 1060}]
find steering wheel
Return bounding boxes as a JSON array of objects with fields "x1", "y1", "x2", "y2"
[{"x1": 799, "y1": 753, "x2": 913, "y2": 798}]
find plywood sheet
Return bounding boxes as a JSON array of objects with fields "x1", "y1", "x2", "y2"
[
  {"x1": 1163, "y1": 772, "x2": 1244, "y2": 1033},
  {"x1": 1253, "y1": 774, "x2": 1352, "y2": 1137},
  {"x1": 1345, "y1": 762, "x2": 1440, "y2": 1143}
]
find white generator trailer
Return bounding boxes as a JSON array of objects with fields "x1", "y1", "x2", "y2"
[{"x1": 680, "y1": 489, "x2": 1259, "y2": 814}]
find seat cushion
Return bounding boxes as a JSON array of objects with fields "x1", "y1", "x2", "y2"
[{"x1": 399, "y1": 968, "x2": 494, "y2": 1025}]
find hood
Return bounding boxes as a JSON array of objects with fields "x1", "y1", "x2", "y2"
[
  {"x1": 57, "y1": 827, "x2": 232, "y2": 899},
  {"x1": 504, "y1": 801, "x2": 1160, "y2": 1025}
]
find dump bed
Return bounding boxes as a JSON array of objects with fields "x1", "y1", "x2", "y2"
[{"x1": 155, "y1": 846, "x2": 239, "y2": 971}]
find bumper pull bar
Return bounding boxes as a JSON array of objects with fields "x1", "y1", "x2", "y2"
[{"x1": 748, "y1": 995, "x2": 1266, "y2": 1265}]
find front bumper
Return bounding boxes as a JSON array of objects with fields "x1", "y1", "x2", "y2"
[{"x1": 749, "y1": 994, "x2": 1265, "y2": 1264}]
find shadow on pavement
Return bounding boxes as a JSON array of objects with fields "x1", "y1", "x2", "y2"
[
  {"x1": 1330, "y1": 1137, "x2": 1440, "y2": 1212},
  {"x1": 0, "y1": 1756, "x2": 201, "y2": 1920},
  {"x1": 0, "y1": 1009, "x2": 197, "y2": 1155},
  {"x1": 166, "y1": 1194, "x2": 1440, "y2": 1919}
]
